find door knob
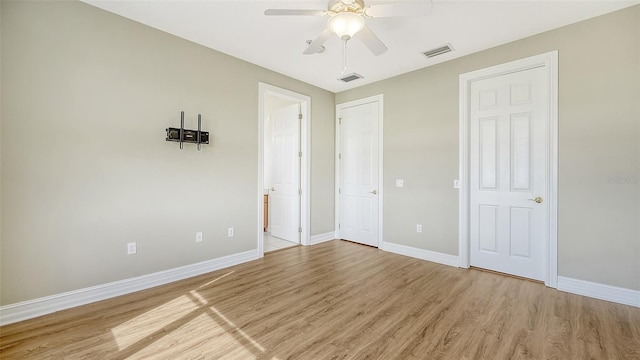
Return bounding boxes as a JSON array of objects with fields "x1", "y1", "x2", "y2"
[
  {"x1": 270, "y1": 187, "x2": 275, "y2": 192},
  {"x1": 528, "y1": 197, "x2": 543, "y2": 203},
  {"x1": 369, "y1": 190, "x2": 377, "y2": 195}
]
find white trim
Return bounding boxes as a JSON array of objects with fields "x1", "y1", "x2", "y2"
[
  {"x1": 381, "y1": 241, "x2": 460, "y2": 268},
  {"x1": 309, "y1": 232, "x2": 336, "y2": 245},
  {"x1": 0, "y1": 249, "x2": 259, "y2": 326},
  {"x1": 458, "y1": 51, "x2": 559, "y2": 288},
  {"x1": 547, "y1": 51, "x2": 559, "y2": 288},
  {"x1": 335, "y1": 94, "x2": 384, "y2": 247},
  {"x1": 335, "y1": 110, "x2": 340, "y2": 241},
  {"x1": 258, "y1": 83, "x2": 311, "y2": 256},
  {"x1": 557, "y1": 276, "x2": 640, "y2": 308}
]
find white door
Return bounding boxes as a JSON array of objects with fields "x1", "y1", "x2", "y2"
[
  {"x1": 338, "y1": 101, "x2": 380, "y2": 247},
  {"x1": 470, "y1": 66, "x2": 548, "y2": 281},
  {"x1": 270, "y1": 103, "x2": 300, "y2": 243}
]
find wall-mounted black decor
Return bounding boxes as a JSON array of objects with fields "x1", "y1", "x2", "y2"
[{"x1": 166, "y1": 111, "x2": 209, "y2": 150}]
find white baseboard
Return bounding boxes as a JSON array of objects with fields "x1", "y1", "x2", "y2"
[
  {"x1": 557, "y1": 276, "x2": 640, "y2": 308},
  {"x1": 381, "y1": 241, "x2": 459, "y2": 268},
  {"x1": 309, "y1": 231, "x2": 336, "y2": 245},
  {"x1": 0, "y1": 249, "x2": 259, "y2": 326}
]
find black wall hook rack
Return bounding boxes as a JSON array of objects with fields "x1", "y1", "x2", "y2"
[{"x1": 166, "y1": 111, "x2": 209, "y2": 150}]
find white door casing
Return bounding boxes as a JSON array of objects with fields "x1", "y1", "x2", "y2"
[
  {"x1": 258, "y1": 83, "x2": 310, "y2": 257},
  {"x1": 270, "y1": 104, "x2": 300, "y2": 243},
  {"x1": 459, "y1": 51, "x2": 558, "y2": 287},
  {"x1": 336, "y1": 95, "x2": 383, "y2": 247},
  {"x1": 470, "y1": 67, "x2": 546, "y2": 281}
]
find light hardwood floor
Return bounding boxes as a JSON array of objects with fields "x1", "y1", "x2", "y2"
[{"x1": 1, "y1": 240, "x2": 639, "y2": 359}]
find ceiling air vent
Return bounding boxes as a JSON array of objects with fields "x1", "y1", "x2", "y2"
[
  {"x1": 338, "y1": 73, "x2": 363, "y2": 83},
  {"x1": 422, "y1": 44, "x2": 454, "y2": 59}
]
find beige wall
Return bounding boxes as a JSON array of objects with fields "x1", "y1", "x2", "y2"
[
  {"x1": 0, "y1": 1, "x2": 3, "y2": 303},
  {"x1": 336, "y1": 5, "x2": 640, "y2": 290},
  {"x1": 0, "y1": 1, "x2": 335, "y2": 305},
  {"x1": 1, "y1": 1, "x2": 638, "y2": 308}
]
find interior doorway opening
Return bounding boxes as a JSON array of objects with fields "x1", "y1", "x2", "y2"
[{"x1": 258, "y1": 83, "x2": 311, "y2": 256}]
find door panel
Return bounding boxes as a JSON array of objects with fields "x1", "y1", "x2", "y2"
[
  {"x1": 511, "y1": 113, "x2": 533, "y2": 191},
  {"x1": 339, "y1": 101, "x2": 379, "y2": 247},
  {"x1": 510, "y1": 207, "x2": 532, "y2": 258},
  {"x1": 470, "y1": 67, "x2": 547, "y2": 281},
  {"x1": 270, "y1": 104, "x2": 300, "y2": 243},
  {"x1": 478, "y1": 205, "x2": 498, "y2": 253},
  {"x1": 479, "y1": 117, "x2": 499, "y2": 190}
]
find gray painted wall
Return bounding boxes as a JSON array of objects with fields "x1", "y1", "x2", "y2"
[
  {"x1": 1, "y1": 1, "x2": 638, "y2": 307},
  {"x1": 0, "y1": 1, "x2": 335, "y2": 305},
  {"x1": 0, "y1": 2, "x2": 3, "y2": 304},
  {"x1": 336, "y1": 5, "x2": 640, "y2": 290}
]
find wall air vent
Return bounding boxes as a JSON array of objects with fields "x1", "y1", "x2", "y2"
[
  {"x1": 338, "y1": 73, "x2": 363, "y2": 83},
  {"x1": 422, "y1": 44, "x2": 454, "y2": 59}
]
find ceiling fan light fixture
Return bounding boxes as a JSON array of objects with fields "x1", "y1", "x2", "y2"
[{"x1": 327, "y1": 12, "x2": 365, "y2": 40}]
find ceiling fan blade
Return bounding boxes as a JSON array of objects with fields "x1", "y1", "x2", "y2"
[
  {"x1": 365, "y1": 2, "x2": 432, "y2": 18},
  {"x1": 303, "y1": 29, "x2": 334, "y2": 55},
  {"x1": 357, "y1": 25, "x2": 388, "y2": 56},
  {"x1": 264, "y1": 9, "x2": 327, "y2": 16}
]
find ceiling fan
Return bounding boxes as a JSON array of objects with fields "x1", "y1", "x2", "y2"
[{"x1": 264, "y1": 0, "x2": 432, "y2": 56}]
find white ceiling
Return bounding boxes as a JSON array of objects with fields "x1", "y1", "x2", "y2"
[{"x1": 83, "y1": 0, "x2": 638, "y2": 93}]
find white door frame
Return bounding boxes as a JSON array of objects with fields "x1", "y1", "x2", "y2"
[
  {"x1": 335, "y1": 94, "x2": 384, "y2": 247},
  {"x1": 459, "y1": 51, "x2": 559, "y2": 288},
  {"x1": 258, "y1": 83, "x2": 311, "y2": 256}
]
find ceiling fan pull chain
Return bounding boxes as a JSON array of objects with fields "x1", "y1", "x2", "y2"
[{"x1": 342, "y1": 39, "x2": 348, "y2": 74}]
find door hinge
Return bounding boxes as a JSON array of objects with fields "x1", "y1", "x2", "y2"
[
  {"x1": 338, "y1": 153, "x2": 341, "y2": 160},
  {"x1": 298, "y1": 227, "x2": 302, "y2": 233},
  {"x1": 339, "y1": 118, "x2": 342, "y2": 125},
  {"x1": 298, "y1": 189, "x2": 302, "y2": 195},
  {"x1": 339, "y1": 188, "x2": 341, "y2": 194},
  {"x1": 338, "y1": 223, "x2": 341, "y2": 229},
  {"x1": 299, "y1": 113, "x2": 303, "y2": 120},
  {"x1": 299, "y1": 151, "x2": 302, "y2": 157}
]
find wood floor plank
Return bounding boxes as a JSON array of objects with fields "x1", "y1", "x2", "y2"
[{"x1": 1, "y1": 240, "x2": 639, "y2": 359}]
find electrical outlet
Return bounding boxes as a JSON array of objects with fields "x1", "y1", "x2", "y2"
[
  {"x1": 196, "y1": 232, "x2": 203, "y2": 243},
  {"x1": 395, "y1": 179, "x2": 404, "y2": 188},
  {"x1": 454, "y1": 179, "x2": 460, "y2": 189},
  {"x1": 416, "y1": 224, "x2": 423, "y2": 233},
  {"x1": 127, "y1": 242, "x2": 137, "y2": 255},
  {"x1": 228, "y1": 227, "x2": 234, "y2": 237}
]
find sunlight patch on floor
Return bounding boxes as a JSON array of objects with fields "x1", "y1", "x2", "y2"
[
  {"x1": 208, "y1": 305, "x2": 266, "y2": 353},
  {"x1": 198, "y1": 271, "x2": 235, "y2": 289},
  {"x1": 130, "y1": 312, "x2": 258, "y2": 359},
  {"x1": 110, "y1": 278, "x2": 269, "y2": 358},
  {"x1": 110, "y1": 272, "x2": 234, "y2": 350},
  {"x1": 189, "y1": 289, "x2": 208, "y2": 305},
  {"x1": 110, "y1": 294, "x2": 200, "y2": 350}
]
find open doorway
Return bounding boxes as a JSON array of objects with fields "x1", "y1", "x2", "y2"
[{"x1": 258, "y1": 83, "x2": 311, "y2": 256}]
